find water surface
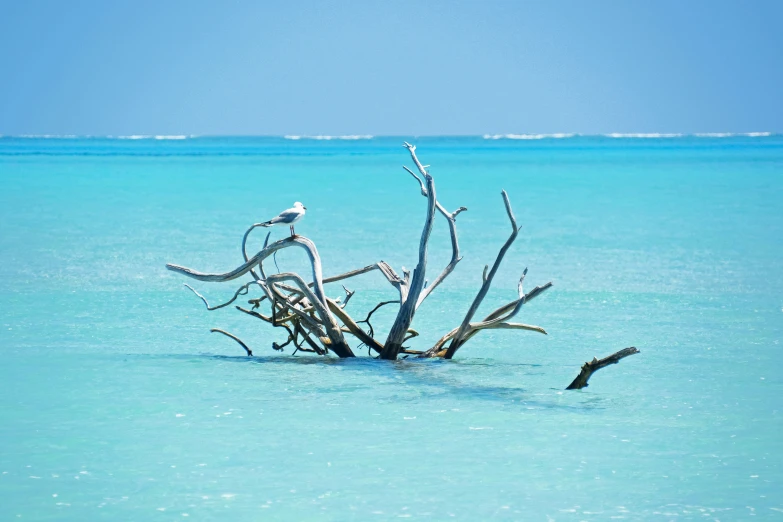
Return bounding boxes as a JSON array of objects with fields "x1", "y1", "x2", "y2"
[{"x1": 1, "y1": 135, "x2": 782, "y2": 520}]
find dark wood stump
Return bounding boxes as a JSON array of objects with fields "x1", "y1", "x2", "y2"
[{"x1": 566, "y1": 347, "x2": 640, "y2": 390}]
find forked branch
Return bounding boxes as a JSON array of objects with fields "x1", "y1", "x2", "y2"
[
  {"x1": 167, "y1": 235, "x2": 354, "y2": 357},
  {"x1": 166, "y1": 142, "x2": 565, "y2": 366},
  {"x1": 442, "y1": 190, "x2": 528, "y2": 359},
  {"x1": 381, "y1": 143, "x2": 438, "y2": 359}
]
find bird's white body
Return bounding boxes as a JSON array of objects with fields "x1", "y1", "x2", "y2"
[{"x1": 261, "y1": 202, "x2": 306, "y2": 236}]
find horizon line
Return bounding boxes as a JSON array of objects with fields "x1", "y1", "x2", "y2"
[{"x1": 0, "y1": 132, "x2": 778, "y2": 140}]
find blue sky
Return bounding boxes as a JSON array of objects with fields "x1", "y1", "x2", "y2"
[{"x1": 1, "y1": 0, "x2": 781, "y2": 135}]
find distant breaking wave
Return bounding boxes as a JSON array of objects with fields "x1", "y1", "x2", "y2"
[
  {"x1": 604, "y1": 132, "x2": 774, "y2": 138},
  {"x1": 116, "y1": 135, "x2": 189, "y2": 140},
  {"x1": 284, "y1": 135, "x2": 373, "y2": 140},
  {"x1": 6, "y1": 135, "x2": 194, "y2": 140},
  {"x1": 693, "y1": 132, "x2": 772, "y2": 138},
  {"x1": 605, "y1": 133, "x2": 683, "y2": 138},
  {"x1": 483, "y1": 132, "x2": 775, "y2": 139},
  {"x1": 483, "y1": 133, "x2": 575, "y2": 140},
  {"x1": 16, "y1": 134, "x2": 82, "y2": 139}
]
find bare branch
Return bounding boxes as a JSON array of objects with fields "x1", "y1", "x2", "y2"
[
  {"x1": 481, "y1": 282, "x2": 553, "y2": 323},
  {"x1": 443, "y1": 190, "x2": 520, "y2": 359},
  {"x1": 266, "y1": 271, "x2": 353, "y2": 357},
  {"x1": 403, "y1": 165, "x2": 427, "y2": 196},
  {"x1": 421, "y1": 279, "x2": 551, "y2": 358},
  {"x1": 415, "y1": 203, "x2": 467, "y2": 308},
  {"x1": 248, "y1": 262, "x2": 397, "y2": 309},
  {"x1": 402, "y1": 329, "x2": 419, "y2": 343},
  {"x1": 167, "y1": 235, "x2": 354, "y2": 357},
  {"x1": 355, "y1": 299, "x2": 399, "y2": 339},
  {"x1": 340, "y1": 284, "x2": 355, "y2": 308},
  {"x1": 293, "y1": 321, "x2": 325, "y2": 354},
  {"x1": 236, "y1": 305, "x2": 274, "y2": 323},
  {"x1": 566, "y1": 347, "x2": 640, "y2": 390},
  {"x1": 324, "y1": 264, "x2": 381, "y2": 284},
  {"x1": 266, "y1": 279, "x2": 328, "y2": 337},
  {"x1": 467, "y1": 268, "x2": 527, "y2": 331},
  {"x1": 401, "y1": 150, "x2": 468, "y2": 309},
  {"x1": 184, "y1": 281, "x2": 261, "y2": 311},
  {"x1": 210, "y1": 328, "x2": 253, "y2": 356},
  {"x1": 488, "y1": 322, "x2": 547, "y2": 334},
  {"x1": 381, "y1": 161, "x2": 437, "y2": 359},
  {"x1": 242, "y1": 225, "x2": 271, "y2": 282},
  {"x1": 326, "y1": 298, "x2": 385, "y2": 353}
]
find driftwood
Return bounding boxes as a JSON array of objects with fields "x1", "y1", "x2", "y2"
[
  {"x1": 210, "y1": 328, "x2": 253, "y2": 356},
  {"x1": 565, "y1": 347, "x2": 640, "y2": 390},
  {"x1": 165, "y1": 142, "x2": 554, "y2": 361}
]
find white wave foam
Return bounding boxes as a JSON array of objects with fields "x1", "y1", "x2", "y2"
[
  {"x1": 694, "y1": 132, "x2": 773, "y2": 138},
  {"x1": 284, "y1": 135, "x2": 373, "y2": 140},
  {"x1": 605, "y1": 133, "x2": 683, "y2": 138},
  {"x1": 17, "y1": 134, "x2": 80, "y2": 139},
  {"x1": 483, "y1": 133, "x2": 575, "y2": 140},
  {"x1": 115, "y1": 135, "x2": 189, "y2": 140}
]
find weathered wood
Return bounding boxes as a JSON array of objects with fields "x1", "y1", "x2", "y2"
[
  {"x1": 566, "y1": 347, "x2": 640, "y2": 390},
  {"x1": 184, "y1": 281, "x2": 261, "y2": 311},
  {"x1": 166, "y1": 142, "x2": 564, "y2": 365},
  {"x1": 420, "y1": 285, "x2": 551, "y2": 357},
  {"x1": 480, "y1": 282, "x2": 553, "y2": 323},
  {"x1": 381, "y1": 143, "x2": 438, "y2": 359},
  {"x1": 169, "y1": 235, "x2": 355, "y2": 357},
  {"x1": 418, "y1": 227, "x2": 553, "y2": 359},
  {"x1": 326, "y1": 298, "x2": 385, "y2": 354},
  {"x1": 210, "y1": 328, "x2": 253, "y2": 356},
  {"x1": 401, "y1": 160, "x2": 468, "y2": 309},
  {"x1": 443, "y1": 191, "x2": 519, "y2": 359},
  {"x1": 266, "y1": 272, "x2": 354, "y2": 358},
  {"x1": 241, "y1": 225, "x2": 269, "y2": 283}
]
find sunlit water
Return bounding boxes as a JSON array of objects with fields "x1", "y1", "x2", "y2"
[{"x1": 1, "y1": 136, "x2": 781, "y2": 520}]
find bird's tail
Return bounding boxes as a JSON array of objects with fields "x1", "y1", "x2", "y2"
[{"x1": 259, "y1": 221, "x2": 273, "y2": 227}]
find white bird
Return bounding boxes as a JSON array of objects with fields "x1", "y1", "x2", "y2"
[{"x1": 260, "y1": 202, "x2": 307, "y2": 237}]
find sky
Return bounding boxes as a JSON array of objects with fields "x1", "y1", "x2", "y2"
[{"x1": 1, "y1": 0, "x2": 781, "y2": 136}]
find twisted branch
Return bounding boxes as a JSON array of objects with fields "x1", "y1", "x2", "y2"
[{"x1": 167, "y1": 235, "x2": 354, "y2": 357}]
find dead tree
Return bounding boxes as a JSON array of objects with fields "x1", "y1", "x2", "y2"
[{"x1": 166, "y1": 142, "x2": 553, "y2": 361}]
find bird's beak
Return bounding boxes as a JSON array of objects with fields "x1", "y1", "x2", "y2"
[{"x1": 304, "y1": 206, "x2": 307, "y2": 210}]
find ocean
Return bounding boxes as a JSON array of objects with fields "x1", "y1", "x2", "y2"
[{"x1": 1, "y1": 135, "x2": 781, "y2": 520}]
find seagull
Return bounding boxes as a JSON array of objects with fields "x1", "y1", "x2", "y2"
[{"x1": 260, "y1": 202, "x2": 307, "y2": 237}]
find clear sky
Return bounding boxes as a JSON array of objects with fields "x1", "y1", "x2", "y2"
[{"x1": 1, "y1": 0, "x2": 781, "y2": 136}]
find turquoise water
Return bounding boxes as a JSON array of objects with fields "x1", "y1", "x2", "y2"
[{"x1": 1, "y1": 136, "x2": 782, "y2": 520}]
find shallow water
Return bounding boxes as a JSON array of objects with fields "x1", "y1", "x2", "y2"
[{"x1": 1, "y1": 136, "x2": 782, "y2": 520}]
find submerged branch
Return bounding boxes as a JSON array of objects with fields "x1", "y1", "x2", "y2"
[
  {"x1": 566, "y1": 347, "x2": 640, "y2": 390},
  {"x1": 210, "y1": 328, "x2": 253, "y2": 356}
]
